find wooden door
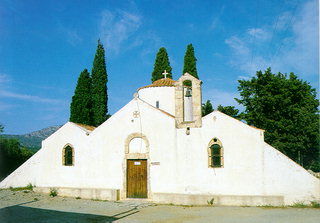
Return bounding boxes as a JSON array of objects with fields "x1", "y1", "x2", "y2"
[{"x1": 127, "y1": 159, "x2": 147, "y2": 198}]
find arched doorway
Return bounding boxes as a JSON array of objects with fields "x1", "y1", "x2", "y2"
[{"x1": 123, "y1": 133, "x2": 150, "y2": 199}]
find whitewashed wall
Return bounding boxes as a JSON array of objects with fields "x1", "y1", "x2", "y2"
[
  {"x1": 138, "y1": 87, "x2": 175, "y2": 115},
  {"x1": 1, "y1": 87, "x2": 319, "y2": 205}
]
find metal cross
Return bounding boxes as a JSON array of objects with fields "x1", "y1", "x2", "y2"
[{"x1": 162, "y1": 70, "x2": 168, "y2": 79}]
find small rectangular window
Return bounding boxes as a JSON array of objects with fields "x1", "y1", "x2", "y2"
[{"x1": 156, "y1": 101, "x2": 159, "y2": 108}]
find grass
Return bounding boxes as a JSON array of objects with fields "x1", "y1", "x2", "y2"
[
  {"x1": 310, "y1": 201, "x2": 320, "y2": 208},
  {"x1": 91, "y1": 198, "x2": 108, "y2": 202},
  {"x1": 9, "y1": 183, "x2": 33, "y2": 191},
  {"x1": 290, "y1": 202, "x2": 308, "y2": 208},
  {"x1": 258, "y1": 201, "x2": 320, "y2": 209},
  {"x1": 290, "y1": 201, "x2": 320, "y2": 208}
]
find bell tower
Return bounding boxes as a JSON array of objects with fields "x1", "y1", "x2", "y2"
[{"x1": 175, "y1": 73, "x2": 202, "y2": 128}]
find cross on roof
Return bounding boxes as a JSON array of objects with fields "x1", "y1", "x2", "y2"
[{"x1": 162, "y1": 70, "x2": 169, "y2": 79}]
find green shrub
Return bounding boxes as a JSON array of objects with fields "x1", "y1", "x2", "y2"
[
  {"x1": 207, "y1": 198, "x2": 214, "y2": 205},
  {"x1": 9, "y1": 183, "x2": 33, "y2": 191},
  {"x1": 310, "y1": 201, "x2": 320, "y2": 208},
  {"x1": 291, "y1": 202, "x2": 308, "y2": 208},
  {"x1": 49, "y1": 188, "x2": 58, "y2": 197}
]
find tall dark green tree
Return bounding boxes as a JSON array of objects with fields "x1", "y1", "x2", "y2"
[
  {"x1": 70, "y1": 69, "x2": 92, "y2": 125},
  {"x1": 217, "y1": 105, "x2": 242, "y2": 120},
  {"x1": 183, "y1": 43, "x2": 198, "y2": 79},
  {"x1": 151, "y1": 47, "x2": 172, "y2": 82},
  {"x1": 91, "y1": 40, "x2": 108, "y2": 126},
  {"x1": 236, "y1": 68, "x2": 319, "y2": 171},
  {"x1": 202, "y1": 100, "x2": 213, "y2": 116}
]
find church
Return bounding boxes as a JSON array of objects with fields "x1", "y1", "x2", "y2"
[{"x1": 1, "y1": 72, "x2": 319, "y2": 206}]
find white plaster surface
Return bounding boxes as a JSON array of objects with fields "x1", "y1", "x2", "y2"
[
  {"x1": 129, "y1": 137, "x2": 147, "y2": 154},
  {"x1": 1, "y1": 78, "x2": 319, "y2": 205},
  {"x1": 138, "y1": 86, "x2": 175, "y2": 115}
]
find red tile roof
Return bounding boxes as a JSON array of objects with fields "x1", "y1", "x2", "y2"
[{"x1": 138, "y1": 78, "x2": 176, "y2": 90}]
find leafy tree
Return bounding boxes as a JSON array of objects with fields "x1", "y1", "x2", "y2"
[
  {"x1": 0, "y1": 125, "x2": 34, "y2": 180},
  {"x1": 70, "y1": 69, "x2": 92, "y2": 125},
  {"x1": 0, "y1": 124, "x2": 3, "y2": 133},
  {"x1": 183, "y1": 43, "x2": 198, "y2": 79},
  {"x1": 236, "y1": 68, "x2": 319, "y2": 171},
  {"x1": 91, "y1": 40, "x2": 108, "y2": 126},
  {"x1": 152, "y1": 47, "x2": 172, "y2": 82},
  {"x1": 202, "y1": 100, "x2": 213, "y2": 116},
  {"x1": 217, "y1": 105, "x2": 242, "y2": 120}
]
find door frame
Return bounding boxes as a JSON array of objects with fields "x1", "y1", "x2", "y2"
[{"x1": 121, "y1": 133, "x2": 151, "y2": 199}]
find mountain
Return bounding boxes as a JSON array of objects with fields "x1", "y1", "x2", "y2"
[{"x1": 1, "y1": 125, "x2": 62, "y2": 151}]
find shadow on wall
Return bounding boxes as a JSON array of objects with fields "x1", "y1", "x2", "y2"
[{"x1": 0, "y1": 201, "x2": 139, "y2": 223}]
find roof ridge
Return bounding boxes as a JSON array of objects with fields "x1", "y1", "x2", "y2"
[
  {"x1": 138, "y1": 78, "x2": 176, "y2": 90},
  {"x1": 137, "y1": 98, "x2": 175, "y2": 118}
]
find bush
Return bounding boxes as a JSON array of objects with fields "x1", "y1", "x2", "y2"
[
  {"x1": 310, "y1": 201, "x2": 320, "y2": 208},
  {"x1": 9, "y1": 183, "x2": 33, "y2": 191},
  {"x1": 49, "y1": 188, "x2": 58, "y2": 197}
]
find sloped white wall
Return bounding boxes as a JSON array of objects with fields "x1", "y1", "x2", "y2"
[
  {"x1": 138, "y1": 87, "x2": 175, "y2": 115},
  {"x1": 1, "y1": 99, "x2": 319, "y2": 205},
  {"x1": 0, "y1": 122, "x2": 88, "y2": 188},
  {"x1": 263, "y1": 143, "x2": 320, "y2": 204},
  {"x1": 151, "y1": 110, "x2": 267, "y2": 196}
]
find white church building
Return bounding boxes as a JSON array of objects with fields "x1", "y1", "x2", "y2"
[{"x1": 1, "y1": 73, "x2": 319, "y2": 206}]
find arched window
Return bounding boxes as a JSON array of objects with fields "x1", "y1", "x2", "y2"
[
  {"x1": 208, "y1": 138, "x2": 223, "y2": 168},
  {"x1": 63, "y1": 145, "x2": 74, "y2": 166}
]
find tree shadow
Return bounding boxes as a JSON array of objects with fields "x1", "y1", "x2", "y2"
[{"x1": 0, "y1": 202, "x2": 139, "y2": 223}]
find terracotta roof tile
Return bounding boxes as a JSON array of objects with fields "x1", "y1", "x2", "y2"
[
  {"x1": 138, "y1": 78, "x2": 176, "y2": 90},
  {"x1": 72, "y1": 122, "x2": 96, "y2": 131}
]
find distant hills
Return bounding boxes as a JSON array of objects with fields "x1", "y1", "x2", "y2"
[{"x1": 1, "y1": 125, "x2": 62, "y2": 151}]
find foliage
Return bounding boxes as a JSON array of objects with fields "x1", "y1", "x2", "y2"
[
  {"x1": 217, "y1": 105, "x2": 242, "y2": 120},
  {"x1": 91, "y1": 40, "x2": 108, "y2": 126},
  {"x1": 151, "y1": 47, "x2": 172, "y2": 82},
  {"x1": 202, "y1": 100, "x2": 213, "y2": 116},
  {"x1": 236, "y1": 68, "x2": 319, "y2": 171},
  {"x1": 183, "y1": 43, "x2": 198, "y2": 79},
  {"x1": 310, "y1": 201, "x2": 320, "y2": 208},
  {"x1": 289, "y1": 201, "x2": 320, "y2": 208},
  {"x1": 207, "y1": 198, "x2": 214, "y2": 205},
  {"x1": 70, "y1": 68, "x2": 92, "y2": 125},
  {"x1": 49, "y1": 188, "x2": 58, "y2": 197},
  {"x1": 10, "y1": 183, "x2": 33, "y2": 191},
  {"x1": 0, "y1": 124, "x2": 3, "y2": 133},
  {"x1": 0, "y1": 136, "x2": 35, "y2": 180}
]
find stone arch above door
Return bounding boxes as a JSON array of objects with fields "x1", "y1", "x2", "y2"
[{"x1": 124, "y1": 133, "x2": 150, "y2": 156}]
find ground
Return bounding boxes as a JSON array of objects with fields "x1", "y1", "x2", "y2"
[{"x1": 0, "y1": 189, "x2": 319, "y2": 223}]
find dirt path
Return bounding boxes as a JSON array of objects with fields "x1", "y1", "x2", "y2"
[{"x1": 0, "y1": 189, "x2": 319, "y2": 223}]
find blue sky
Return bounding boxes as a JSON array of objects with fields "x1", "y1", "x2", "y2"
[{"x1": 0, "y1": 0, "x2": 318, "y2": 134}]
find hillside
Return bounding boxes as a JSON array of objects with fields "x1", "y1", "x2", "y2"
[{"x1": 1, "y1": 125, "x2": 62, "y2": 150}]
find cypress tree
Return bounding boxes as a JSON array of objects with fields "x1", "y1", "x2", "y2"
[
  {"x1": 151, "y1": 47, "x2": 172, "y2": 82},
  {"x1": 70, "y1": 69, "x2": 92, "y2": 125},
  {"x1": 202, "y1": 100, "x2": 213, "y2": 116},
  {"x1": 183, "y1": 43, "x2": 199, "y2": 79},
  {"x1": 91, "y1": 40, "x2": 108, "y2": 126}
]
